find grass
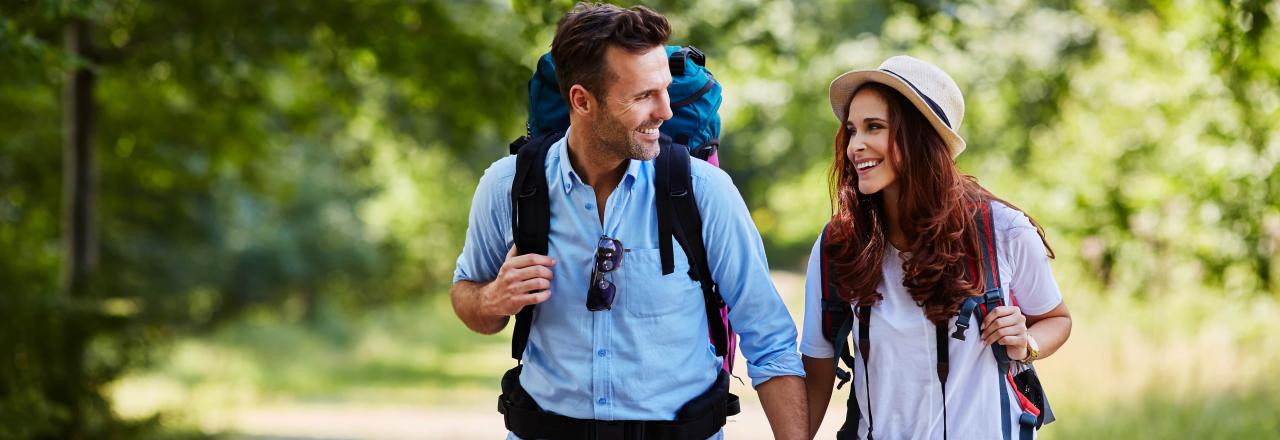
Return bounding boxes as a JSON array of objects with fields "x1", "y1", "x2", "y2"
[
  {"x1": 1046, "y1": 384, "x2": 1280, "y2": 439},
  {"x1": 109, "y1": 273, "x2": 1280, "y2": 439}
]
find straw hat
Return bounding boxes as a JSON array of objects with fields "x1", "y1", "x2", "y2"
[{"x1": 828, "y1": 55, "x2": 967, "y2": 158}]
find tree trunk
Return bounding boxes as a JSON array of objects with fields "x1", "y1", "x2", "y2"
[{"x1": 57, "y1": 17, "x2": 96, "y2": 440}]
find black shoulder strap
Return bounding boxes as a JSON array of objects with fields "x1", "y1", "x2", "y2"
[
  {"x1": 820, "y1": 224, "x2": 862, "y2": 440},
  {"x1": 856, "y1": 305, "x2": 874, "y2": 440},
  {"x1": 508, "y1": 132, "x2": 558, "y2": 362},
  {"x1": 818, "y1": 224, "x2": 857, "y2": 386},
  {"x1": 654, "y1": 139, "x2": 729, "y2": 357}
]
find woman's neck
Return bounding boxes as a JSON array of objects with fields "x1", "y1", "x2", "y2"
[{"x1": 881, "y1": 186, "x2": 909, "y2": 250}]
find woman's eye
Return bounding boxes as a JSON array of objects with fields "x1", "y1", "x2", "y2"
[{"x1": 868, "y1": 123, "x2": 883, "y2": 131}]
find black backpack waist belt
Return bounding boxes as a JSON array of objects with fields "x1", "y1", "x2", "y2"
[{"x1": 498, "y1": 366, "x2": 740, "y2": 440}]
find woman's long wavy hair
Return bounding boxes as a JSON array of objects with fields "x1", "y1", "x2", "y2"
[{"x1": 826, "y1": 83, "x2": 1054, "y2": 324}]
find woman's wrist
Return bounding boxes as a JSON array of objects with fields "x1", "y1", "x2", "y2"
[{"x1": 1020, "y1": 334, "x2": 1041, "y2": 361}]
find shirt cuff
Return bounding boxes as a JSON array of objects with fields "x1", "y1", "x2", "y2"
[{"x1": 747, "y1": 350, "x2": 806, "y2": 388}]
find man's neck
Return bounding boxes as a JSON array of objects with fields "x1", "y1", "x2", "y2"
[{"x1": 566, "y1": 128, "x2": 628, "y2": 190}]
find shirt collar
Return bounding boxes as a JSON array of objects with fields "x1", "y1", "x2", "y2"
[{"x1": 555, "y1": 127, "x2": 642, "y2": 195}]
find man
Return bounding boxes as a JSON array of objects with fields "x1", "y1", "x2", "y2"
[{"x1": 451, "y1": 3, "x2": 806, "y2": 439}]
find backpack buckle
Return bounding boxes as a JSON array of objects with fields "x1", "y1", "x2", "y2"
[
  {"x1": 1019, "y1": 412, "x2": 1038, "y2": 427},
  {"x1": 952, "y1": 296, "x2": 983, "y2": 341},
  {"x1": 983, "y1": 287, "x2": 1003, "y2": 308},
  {"x1": 951, "y1": 320, "x2": 970, "y2": 341},
  {"x1": 670, "y1": 49, "x2": 687, "y2": 77},
  {"x1": 669, "y1": 46, "x2": 706, "y2": 77},
  {"x1": 686, "y1": 46, "x2": 705, "y2": 66}
]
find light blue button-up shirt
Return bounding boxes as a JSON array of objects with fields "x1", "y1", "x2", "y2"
[{"x1": 454, "y1": 130, "x2": 804, "y2": 435}]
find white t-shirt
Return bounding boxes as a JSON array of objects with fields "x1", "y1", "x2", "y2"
[{"x1": 800, "y1": 202, "x2": 1063, "y2": 440}]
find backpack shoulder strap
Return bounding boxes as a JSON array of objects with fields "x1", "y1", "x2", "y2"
[
  {"x1": 972, "y1": 202, "x2": 1011, "y2": 365},
  {"x1": 954, "y1": 201, "x2": 1032, "y2": 440},
  {"x1": 654, "y1": 139, "x2": 730, "y2": 358},
  {"x1": 820, "y1": 224, "x2": 865, "y2": 439},
  {"x1": 952, "y1": 202, "x2": 1007, "y2": 344},
  {"x1": 818, "y1": 224, "x2": 857, "y2": 386},
  {"x1": 508, "y1": 132, "x2": 558, "y2": 362}
]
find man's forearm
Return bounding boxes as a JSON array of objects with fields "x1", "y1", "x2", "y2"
[
  {"x1": 450, "y1": 280, "x2": 509, "y2": 334},
  {"x1": 756, "y1": 375, "x2": 808, "y2": 440}
]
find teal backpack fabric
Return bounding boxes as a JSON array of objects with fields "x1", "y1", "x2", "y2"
[{"x1": 522, "y1": 46, "x2": 723, "y2": 163}]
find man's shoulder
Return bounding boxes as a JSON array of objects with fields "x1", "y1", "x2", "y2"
[
  {"x1": 477, "y1": 155, "x2": 519, "y2": 193},
  {"x1": 481, "y1": 154, "x2": 519, "y2": 185},
  {"x1": 688, "y1": 157, "x2": 735, "y2": 192}
]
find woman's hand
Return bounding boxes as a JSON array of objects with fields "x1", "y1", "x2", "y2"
[{"x1": 981, "y1": 305, "x2": 1029, "y2": 361}]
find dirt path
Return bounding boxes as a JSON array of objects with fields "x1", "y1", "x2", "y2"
[
  {"x1": 227, "y1": 402, "x2": 847, "y2": 439},
  {"x1": 226, "y1": 271, "x2": 845, "y2": 439}
]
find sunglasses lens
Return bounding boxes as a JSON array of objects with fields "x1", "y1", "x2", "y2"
[
  {"x1": 595, "y1": 238, "x2": 623, "y2": 273},
  {"x1": 597, "y1": 237, "x2": 619, "y2": 252},
  {"x1": 587, "y1": 277, "x2": 616, "y2": 311},
  {"x1": 588, "y1": 236, "x2": 623, "y2": 311}
]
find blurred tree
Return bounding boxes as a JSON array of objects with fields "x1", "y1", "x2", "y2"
[
  {"x1": 1, "y1": 0, "x2": 537, "y2": 436},
  {"x1": 1, "y1": 0, "x2": 1278, "y2": 437}
]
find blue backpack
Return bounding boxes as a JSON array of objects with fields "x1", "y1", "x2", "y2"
[
  {"x1": 519, "y1": 45, "x2": 723, "y2": 164},
  {"x1": 505, "y1": 45, "x2": 738, "y2": 373}
]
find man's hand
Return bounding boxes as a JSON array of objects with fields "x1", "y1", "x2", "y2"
[
  {"x1": 451, "y1": 246, "x2": 556, "y2": 334},
  {"x1": 482, "y1": 246, "x2": 556, "y2": 316}
]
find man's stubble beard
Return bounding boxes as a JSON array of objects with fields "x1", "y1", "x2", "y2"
[{"x1": 591, "y1": 104, "x2": 659, "y2": 162}]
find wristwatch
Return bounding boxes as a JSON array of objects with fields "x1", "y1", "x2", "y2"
[{"x1": 1023, "y1": 334, "x2": 1041, "y2": 362}]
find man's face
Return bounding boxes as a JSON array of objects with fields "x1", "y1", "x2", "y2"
[{"x1": 590, "y1": 45, "x2": 673, "y2": 161}]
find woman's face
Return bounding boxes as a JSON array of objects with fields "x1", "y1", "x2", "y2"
[{"x1": 845, "y1": 88, "x2": 898, "y2": 196}]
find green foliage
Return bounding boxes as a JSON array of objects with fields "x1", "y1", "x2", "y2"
[
  {"x1": 2, "y1": 0, "x2": 1279, "y2": 437},
  {"x1": 1, "y1": 0, "x2": 537, "y2": 435}
]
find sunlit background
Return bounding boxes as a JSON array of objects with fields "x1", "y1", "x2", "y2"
[{"x1": 3, "y1": 0, "x2": 1279, "y2": 438}]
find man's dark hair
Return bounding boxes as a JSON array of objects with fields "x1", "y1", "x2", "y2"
[{"x1": 550, "y1": 3, "x2": 671, "y2": 104}]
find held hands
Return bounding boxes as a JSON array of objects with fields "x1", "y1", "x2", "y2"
[
  {"x1": 980, "y1": 305, "x2": 1030, "y2": 361},
  {"x1": 483, "y1": 246, "x2": 556, "y2": 317}
]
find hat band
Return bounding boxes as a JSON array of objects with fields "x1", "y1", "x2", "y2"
[{"x1": 881, "y1": 69, "x2": 951, "y2": 129}]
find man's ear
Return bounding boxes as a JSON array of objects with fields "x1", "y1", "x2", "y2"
[{"x1": 568, "y1": 84, "x2": 595, "y2": 116}]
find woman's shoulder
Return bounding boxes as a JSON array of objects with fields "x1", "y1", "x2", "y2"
[{"x1": 987, "y1": 199, "x2": 1037, "y2": 234}]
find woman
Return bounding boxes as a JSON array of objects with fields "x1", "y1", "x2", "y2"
[{"x1": 800, "y1": 55, "x2": 1072, "y2": 439}]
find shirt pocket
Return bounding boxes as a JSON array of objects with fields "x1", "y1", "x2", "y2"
[{"x1": 617, "y1": 248, "x2": 703, "y2": 318}]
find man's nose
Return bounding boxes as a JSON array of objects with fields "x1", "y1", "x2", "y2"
[{"x1": 655, "y1": 89, "x2": 673, "y2": 121}]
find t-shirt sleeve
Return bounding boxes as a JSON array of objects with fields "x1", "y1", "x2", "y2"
[
  {"x1": 1000, "y1": 211, "x2": 1063, "y2": 316},
  {"x1": 800, "y1": 234, "x2": 836, "y2": 358}
]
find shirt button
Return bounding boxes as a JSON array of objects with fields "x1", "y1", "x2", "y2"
[
  {"x1": 585, "y1": 203, "x2": 594, "y2": 211},
  {"x1": 597, "y1": 397, "x2": 607, "y2": 405},
  {"x1": 597, "y1": 349, "x2": 607, "y2": 357}
]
